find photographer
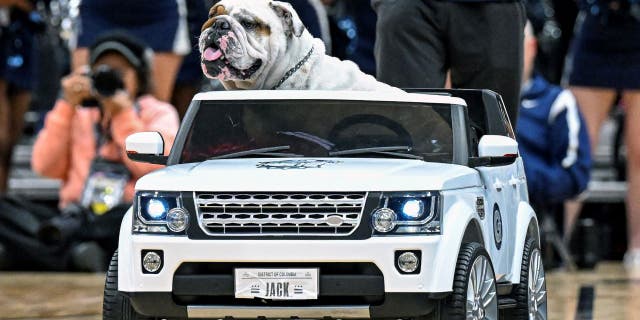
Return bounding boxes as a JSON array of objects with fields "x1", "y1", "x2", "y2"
[
  {"x1": 566, "y1": 0, "x2": 640, "y2": 270},
  {"x1": 34, "y1": 30, "x2": 179, "y2": 205},
  {"x1": 1, "y1": 31, "x2": 179, "y2": 271}
]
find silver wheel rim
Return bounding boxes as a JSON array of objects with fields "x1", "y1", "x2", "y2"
[
  {"x1": 466, "y1": 255, "x2": 498, "y2": 320},
  {"x1": 528, "y1": 248, "x2": 547, "y2": 320}
]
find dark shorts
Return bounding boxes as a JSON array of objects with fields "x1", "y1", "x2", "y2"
[
  {"x1": 77, "y1": 0, "x2": 191, "y2": 55},
  {"x1": 176, "y1": 0, "x2": 208, "y2": 85},
  {"x1": 0, "y1": 24, "x2": 37, "y2": 90},
  {"x1": 567, "y1": 12, "x2": 640, "y2": 90}
]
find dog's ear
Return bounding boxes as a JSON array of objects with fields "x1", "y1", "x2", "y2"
[{"x1": 269, "y1": 1, "x2": 305, "y2": 38}]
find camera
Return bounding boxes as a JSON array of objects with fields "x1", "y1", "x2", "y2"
[
  {"x1": 91, "y1": 65, "x2": 125, "y2": 97},
  {"x1": 80, "y1": 66, "x2": 124, "y2": 107}
]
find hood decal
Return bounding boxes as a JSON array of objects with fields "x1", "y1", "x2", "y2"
[{"x1": 256, "y1": 159, "x2": 342, "y2": 170}]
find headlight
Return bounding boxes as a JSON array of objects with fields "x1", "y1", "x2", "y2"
[
  {"x1": 133, "y1": 191, "x2": 189, "y2": 234},
  {"x1": 146, "y1": 199, "x2": 170, "y2": 220},
  {"x1": 400, "y1": 199, "x2": 424, "y2": 219},
  {"x1": 371, "y1": 192, "x2": 441, "y2": 235}
]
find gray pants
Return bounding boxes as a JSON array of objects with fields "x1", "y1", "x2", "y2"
[{"x1": 374, "y1": 0, "x2": 526, "y2": 126}]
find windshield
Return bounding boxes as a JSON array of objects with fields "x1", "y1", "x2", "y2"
[{"x1": 179, "y1": 100, "x2": 454, "y2": 163}]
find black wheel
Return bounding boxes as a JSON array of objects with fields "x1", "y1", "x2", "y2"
[
  {"x1": 441, "y1": 242, "x2": 498, "y2": 320},
  {"x1": 103, "y1": 251, "x2": 151, "y2": 320},
  {"x1": 508, "y1": 237, "x2": 548, "y2": 319}
]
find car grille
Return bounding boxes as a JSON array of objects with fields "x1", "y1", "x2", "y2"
[{"x1": 194, "y1": 192, "x2": 367, "y2": 236}]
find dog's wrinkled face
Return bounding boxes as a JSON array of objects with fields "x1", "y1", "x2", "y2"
[{"x1": 199, "y1": 0, "x2": 304, "y2": 85}]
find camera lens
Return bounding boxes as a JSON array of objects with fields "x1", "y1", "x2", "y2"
[{"x1": 91, "y1": 65, "x2": 125, "y2": 96}]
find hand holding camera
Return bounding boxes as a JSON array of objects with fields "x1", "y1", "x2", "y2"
[
  {"x1": 61, "y1": 69, "x2": 93, "y2": 107},
  {"x1": 62, "y1": 65, "x2": 133, "y2": 118}
]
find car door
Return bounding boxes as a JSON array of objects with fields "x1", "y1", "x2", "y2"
[{"x1": 476, "y1": 159, "x2": 518, "y2": 281}]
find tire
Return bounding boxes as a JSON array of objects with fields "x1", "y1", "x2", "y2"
[
  {"x1": 103, "y1": 250, "x2": 151, "y2": 320},
  {"x1": 508, "y1": 237, "x2": 548, "y2": 319},
  {"x1": 441, "y1": 242, "x2": 498, "y2": 320}
]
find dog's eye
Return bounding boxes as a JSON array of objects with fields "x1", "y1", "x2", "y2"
[{"x1": 240, "y1": 20, "x2": 257, "y2": 29}]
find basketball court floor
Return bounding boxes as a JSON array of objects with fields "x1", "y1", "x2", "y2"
[{"x1": 1, "y1": 261, "x2": 638, "y2": 320}]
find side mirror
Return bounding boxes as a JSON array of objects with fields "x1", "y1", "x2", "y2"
[
  {"x1": 478, "y1": 135, "x2": 518, "y2": 158},
  {"x1": 125, "y1": 132, "x2": 168, "y2": 165}
]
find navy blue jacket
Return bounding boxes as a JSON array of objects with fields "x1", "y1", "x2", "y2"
[{"x1": 516, "y1": 75, "x2": 592, "y2": 206}]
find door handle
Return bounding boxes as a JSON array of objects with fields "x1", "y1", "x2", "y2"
[{"x1": 494, "y1": 181, "x2": 503, "y2": 192}]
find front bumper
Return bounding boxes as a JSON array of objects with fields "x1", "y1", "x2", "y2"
[
  {"x1": 117, "y1": 228, "x2": 454, "y2": 318},
  {"x1": 119, "y1": 235, "x2": 451, "y2": 293},
  {"x1": 123, "y1": 291, "x2": 443, "y2": 318}
]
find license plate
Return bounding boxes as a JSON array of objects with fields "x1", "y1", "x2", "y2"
[{"x1": 234, "y1": 268, "x2": 319, "y2": 300}]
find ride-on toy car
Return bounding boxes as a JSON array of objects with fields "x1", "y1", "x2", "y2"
[{"x1": 103, "y1": 90, "x2": 547, "y2": 320}]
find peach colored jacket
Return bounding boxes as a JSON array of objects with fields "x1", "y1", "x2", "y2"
[{"x1": 32, "y1": 95, "x2": 180, "y2": 209}]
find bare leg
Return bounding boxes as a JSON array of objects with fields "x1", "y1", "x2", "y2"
[
  {"x1": 8, "y1": 89, "x2": 31, "y2": 145},
  {"x1": 564, "y1": 87, "x2": 617, "y2": 237},
  {"x1": 152, "y1": 53, "x2": 183, "y2": 102},
  {"x1": 0, "y1": 80, "x2": 10, "y2": 193},
  {"x1": 623, "y1": 90, "x2": 640, "y2": 251},
  {"x1": 0, "y1": 85, "x2": 31, "y2": 194}
]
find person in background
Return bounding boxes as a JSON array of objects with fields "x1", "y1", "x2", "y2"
[
  {"x1": 565, "y1": 0, "x2": 640, "y2": 270},
  {"x1": 516, "y1": 22, "x2": 591, "y2": 219},
  {"x1": 0, "y1": 31, "x2": 179, "y2": 271},
  {"x1": 373, "y1": 0, "x2": 526, "y2": 127},
  {"x1": 172, "y1": 0, "x2": 209, "y2": 118},
  {"x1": 288, "y1": 0, "x2": 331, "y2": 47},
  {"x1": 0, "y1": 0, "x2": 44, "y2": 193},
  {"x1": 72, "y1": 0, "x2": 190, "y2": 102},
  {"x1": 34, "y1": 30, "x2": 179, "y2": 210},
  {"x1": 323, "y1": 0, "x2": 377, "y2": 76},
  {"x1": 525, "y1": 0, "x2": 565, "y2": 84}
]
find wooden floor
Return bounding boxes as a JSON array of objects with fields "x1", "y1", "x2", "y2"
[{"x1": 0, "y1": 262, "x2": 639, "y2": 320}]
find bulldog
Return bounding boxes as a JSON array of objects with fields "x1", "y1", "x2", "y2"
[{"x1": 199, "y1": 0, "x2": 401, "y2": 92}]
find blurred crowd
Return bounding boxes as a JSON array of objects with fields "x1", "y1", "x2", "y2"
[{"x1": 0, "y1": 0, "x2": 638, "y2": 272}]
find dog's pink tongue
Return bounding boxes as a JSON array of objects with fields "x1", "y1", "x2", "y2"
[{"x1": 203, "y1": 47, "x2": 222, "y2": 61}]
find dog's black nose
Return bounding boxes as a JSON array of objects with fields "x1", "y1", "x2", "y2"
[{"x1": 213, "y1": 19, "x2": 230, "y2": 30}]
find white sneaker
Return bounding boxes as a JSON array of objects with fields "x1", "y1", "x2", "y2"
[{"x1": 623, "y1": 249, "x2": 640, "y2": 271}]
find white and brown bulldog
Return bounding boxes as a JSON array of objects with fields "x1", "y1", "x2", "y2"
[{"x1": 199, "y1": 0, "x2": 400, "y2": 91}]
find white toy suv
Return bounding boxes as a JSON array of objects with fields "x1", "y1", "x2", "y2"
[{"x1": 103, "y1": 89, "x2": 547, "y2": 320}]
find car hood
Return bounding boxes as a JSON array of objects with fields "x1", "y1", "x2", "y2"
[{"x1": 135, "y1": 158, "x2": 481, "y2": 192}]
